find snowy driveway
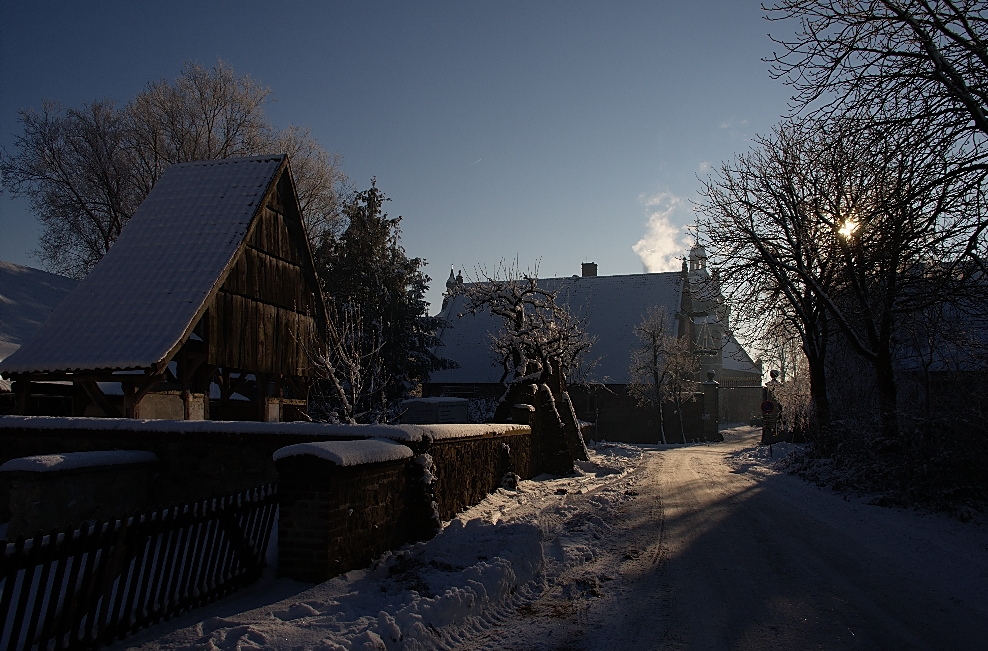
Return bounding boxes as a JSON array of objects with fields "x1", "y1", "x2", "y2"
[{"x1": 119, "y1": 428, "x2": 988, "y2": 650}]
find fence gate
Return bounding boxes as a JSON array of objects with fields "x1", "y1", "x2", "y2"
[{"x1": 0, "y1": 484, "x2": 278, "y2": 651}]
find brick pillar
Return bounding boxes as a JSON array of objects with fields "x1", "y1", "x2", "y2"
[{"x1": 275, "y1": 449, "x2": 428, "y2": 583}]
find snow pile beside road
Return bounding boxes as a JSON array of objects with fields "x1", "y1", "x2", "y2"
[
  {"x1": 118, "y1": 442, "x2": 644, "y2": 651},
  {"x1": 723, "y1": 426, "x2": 804, "y2": 477}
]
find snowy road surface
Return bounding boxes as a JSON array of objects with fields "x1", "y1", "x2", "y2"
[{"x1": 119, "y1": 427, "x2": 988, "y2": 650}]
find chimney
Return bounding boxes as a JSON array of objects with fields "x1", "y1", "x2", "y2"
[{"x1": 581, "y1": 262, "x2": 597, "y2": 277}]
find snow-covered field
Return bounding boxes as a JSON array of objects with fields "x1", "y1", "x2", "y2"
[{"x1": 115, "y1": 426, "x2": 988, "y2": 650}]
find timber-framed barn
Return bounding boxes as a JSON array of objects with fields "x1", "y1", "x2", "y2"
[{"x1": 0, "y1": 154, "x2": 326, "y2": 421}]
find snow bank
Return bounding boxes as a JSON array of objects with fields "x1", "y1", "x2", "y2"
[
  {"x1": 0, "y1": 450, "x2": 157, "y2": 473},
  {"x1": 272, "y1": 439, "x2": 413, "y2": 466}
]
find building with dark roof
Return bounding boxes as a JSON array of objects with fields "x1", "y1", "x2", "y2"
[
  {"x1": 427, "y1": 246, "x2": 762, "y2": 442},
  {"x1": 0, "y1": 154, "x2": 326, "y2": 421}
]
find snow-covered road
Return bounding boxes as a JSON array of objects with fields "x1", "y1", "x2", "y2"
[{"x1": 118, "y1": 427, "x2": 988, "y2": 650}]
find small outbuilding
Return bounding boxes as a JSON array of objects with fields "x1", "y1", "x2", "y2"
[{"x1": 0, "y1": 154, "x2": 326, "y2": 421}]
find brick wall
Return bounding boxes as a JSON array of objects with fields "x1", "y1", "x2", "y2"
[
  {"x1": 429, "y1": 430, "x2": 532, "y2": 519},
  {"x1": 274, "y1": 428, "x2": 533, "y2": 582},
  {"x1": 3, "y1": 458, "x2": 156, "y2": 537},
  {"x1": 275, "y1": 454, "x2": 431, "y2": 582},
  {"x1": 1, "y1": 418, "x2": 543, "y2": 585},
  {"x1": 0, "y1": 420, "x2": 361, "y2": 522}
]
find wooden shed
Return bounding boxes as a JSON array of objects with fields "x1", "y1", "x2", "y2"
[{"x1": 0, "y1": 154, "x2": 327, "y2": 421}]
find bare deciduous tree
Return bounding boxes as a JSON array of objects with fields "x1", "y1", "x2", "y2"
[
  {"x1": 698, "y1": 122, "x2": 839, "y2": 431},
  {"x1": 699, "y1": 118, "x2": 979, "y2": 439},
  {"x1": 1, "y1": 61, "x2": 347, "y2": 277},
  {"x1": 766, "y1": 0, "x2": 988, "y2": 142},
  {"x1": 462, "y1": 262, "x2": 594, "y2": 462},
  {"x1": 628, "y1": 305, "x2": 698, "y2": 443},
  {"x1": 310, "y1": 302, "x2": 386, "y2": 424}
]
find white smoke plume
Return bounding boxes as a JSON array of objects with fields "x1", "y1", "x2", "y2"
[{"x1": 632, "y1": 192, "x2": 689, "y2": 272}]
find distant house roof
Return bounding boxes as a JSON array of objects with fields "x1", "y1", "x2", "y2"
[
  {"x1": 0, "y1": 262, "x2": 78, "y2": 362},
  {"x1": 432, "y1": 272, "x2": 685, "y2": 384},
  {"x1": 0, "y1": 155, "x2": 287, "y2": 375},
  {"x1": 0, "y1": 262, "x2": 78, "y2": 388}
]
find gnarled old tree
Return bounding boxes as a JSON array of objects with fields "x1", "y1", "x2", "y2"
[
  {"x1": 463, "y1": 263, "x2": 595, "y2": 469},
  {"x1": 1, "y1": 61, "x2": 347, "y2": 278},
  {"x1": 699, "y1": 117, "x2": 982, "y2": 440}
]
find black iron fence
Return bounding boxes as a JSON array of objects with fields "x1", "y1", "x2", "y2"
[{"x1": 0, "y1": 484, "x2": 278, "y2": 651}]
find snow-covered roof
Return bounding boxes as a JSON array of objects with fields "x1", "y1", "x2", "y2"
[
  {"x1": 0, "y1": 155, "x2": 286, "y2": 374},
  {"x1": 722, "y1": 334, "x2": 761, "y2": 375},
  {"x1": 432, "y1": 272, "x2": 684, "y2": 384},
  {"x1": 0, "y1": 261, "x2": 78, "y2": 371}
]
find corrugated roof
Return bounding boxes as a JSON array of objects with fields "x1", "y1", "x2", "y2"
[
  {"x1": 0, "y1": 155, "x2": 286, "y2": 374},
  {"x1": 431, "y1": 272, "x2": 685, "y2": 384}
]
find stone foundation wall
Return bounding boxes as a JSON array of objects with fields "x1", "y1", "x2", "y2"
[{"x1": 429, "y1": 430, "x2": 532, "y2": 520}]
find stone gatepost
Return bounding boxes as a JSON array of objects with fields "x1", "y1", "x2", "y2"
[
  {"x1": 761, "y1": 369, "x2": 782, "y2": 444},
  {"x1": 273, "y1": 439, "x2": 424, "y2": 583}
]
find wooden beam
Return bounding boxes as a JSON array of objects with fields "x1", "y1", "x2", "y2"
[{"x1": 80, "y1": 380, "x2": 123, "y2": 418}]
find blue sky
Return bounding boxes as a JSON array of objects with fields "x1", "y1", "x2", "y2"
[{"x1": 0, "y1": 1, "x2": 794, "y2": 310}]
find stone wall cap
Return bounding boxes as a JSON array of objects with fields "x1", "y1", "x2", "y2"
[
  {"x1": 0, "y1": 415, "x2": 529, "y2": 443},
  {"x1": 273, "y1": 438, "x2": 413, "y2": 466},
  {"x1": 0, "y1": 450, "x2": 158, "y2": 473}
]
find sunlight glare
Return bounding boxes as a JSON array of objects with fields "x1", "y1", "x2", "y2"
[{"x1": 838, "y1": 219, "x2": 859, "y2": 239}]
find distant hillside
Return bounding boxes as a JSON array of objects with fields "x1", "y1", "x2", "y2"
[{"x1": 0, "y1": 261, "x2": 78, "y2": 368}]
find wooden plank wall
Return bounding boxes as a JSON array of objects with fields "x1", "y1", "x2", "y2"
[{"x1": 206, "y1": 176, "x2": 322, "y2": 378}]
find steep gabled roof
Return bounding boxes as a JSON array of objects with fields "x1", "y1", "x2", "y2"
[
  {"x1": 722, "y1": 334, "x2": 760, "y2": 374},
  {"x1": 0, "y1": 155, "x2": 287, "y2": 374},
  {"x1": 432, "y1": 272, "x2": 685, "y2": 384}
]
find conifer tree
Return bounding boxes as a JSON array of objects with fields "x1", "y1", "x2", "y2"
[{"x1": 312, "y1": 180, "x2": 452, "y2": 422}]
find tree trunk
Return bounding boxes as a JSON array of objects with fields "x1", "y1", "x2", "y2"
[
  {"x1": 806, "y1": 351, "x2": 830, "y2": 429},
  {"x1": 873, "y1": 348, "x2": 899, "y2": 440},
  {"x1": 658, "y1": 404, "x2": 667, "y2": 445}
]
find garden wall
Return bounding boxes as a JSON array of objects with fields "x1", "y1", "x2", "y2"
[
  {"x1": 274, "y1": 441, "x2": 426, "y2": 582},
  {"x1": 272, "y1": 425, "x2": 531, "y2": 582},
  {"x1": 0, "y1": 417, "x2": 367, "y2": 523},
  {"x1": 0, "y1": 418, "x2": 534, "y2": 567},
  {"x1": 429, "y1": 428, "x2": 533, "y2": 519}
]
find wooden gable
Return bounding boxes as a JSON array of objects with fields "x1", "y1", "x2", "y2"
[{"x1": 205, "y1": 165, "x2": 325, "y2": 377}]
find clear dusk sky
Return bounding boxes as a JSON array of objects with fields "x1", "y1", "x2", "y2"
[{"x1": 0, "y1": 1, "x2": 795, "y2": 311}]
